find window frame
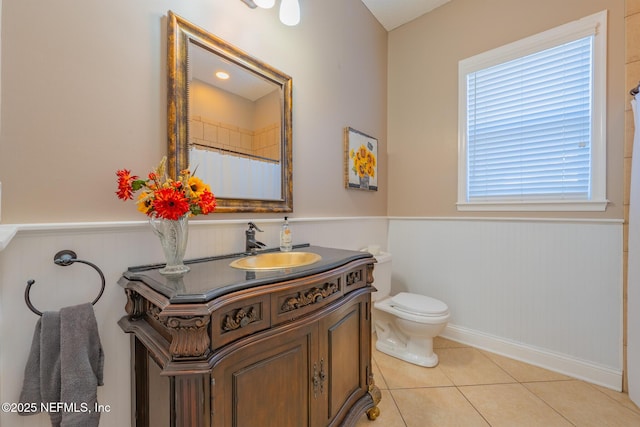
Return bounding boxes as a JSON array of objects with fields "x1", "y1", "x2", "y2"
[{"x1": 457, "y1": 10, "x2": 608, "y2": 212}]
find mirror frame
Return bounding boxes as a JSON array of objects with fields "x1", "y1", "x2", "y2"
[{"x1": 167, "y1": 11, "x2": 293, "y2": 213}]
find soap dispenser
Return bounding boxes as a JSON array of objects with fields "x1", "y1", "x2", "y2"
[{"x1": 280, "y1": 217, "x2": 292, "y2": 252}]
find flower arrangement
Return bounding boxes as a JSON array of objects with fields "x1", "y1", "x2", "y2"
[
  {"x1": 116, "y1": 157, "x2": 216, "y2": 220},
  {"x1": 349, "y1": 144, "x2": 377, "y2": 179}
]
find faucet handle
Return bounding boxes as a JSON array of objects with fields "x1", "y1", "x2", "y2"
[{"x1": 248, "y1": 222, "x2": 263, "y2": 232}]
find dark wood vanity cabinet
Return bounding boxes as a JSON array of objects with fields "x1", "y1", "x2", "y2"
[
  {"x1": 118, "y1": 247, "x2": 381, "y2": 427},
  {"x1": 212, "y1": 292, "x2": 369, "y2": 427}
]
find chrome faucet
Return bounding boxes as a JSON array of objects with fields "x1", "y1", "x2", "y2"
[{"x1": 245, "y1": 222, "x2": 266, "y2": 254}]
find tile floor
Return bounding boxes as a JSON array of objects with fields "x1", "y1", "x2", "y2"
[{"x1": 356, "y1": 337, "x2": 640, "y2": 427}]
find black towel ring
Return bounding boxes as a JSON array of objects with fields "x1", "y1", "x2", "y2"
[{"x1": 25, "y1": 250, "x2": 106, "y2": 316}]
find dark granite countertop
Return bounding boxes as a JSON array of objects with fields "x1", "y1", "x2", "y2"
[{"x1": 121, "y1": 244, "x2": 374, "y2": 304}]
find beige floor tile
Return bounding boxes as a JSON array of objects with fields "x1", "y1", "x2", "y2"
[
  {"x1": 525, "y1": 380, "x2": 640, "y2": 427},
  {"x1": 370, "y1": 357, "x2": 388, "y2": 390},
  {"x1": 459, "y1": 383, "x2": 572, "y2": 427},
  {"x1": 367, "y1": 332, "x2": 640, "y2": 426},
  {"x1": 355, "y1": 389, "x2": 406, "y2": 427},
  {"x1": 480, "y1": 350, "x2": 572, "y2": 382},
  {"x1": 434, "y1": 336, "x2": 468, "y2": 349},
  {"x1": 392, "y1": 387, "x2": 489, "y2": 427},
  {"x1": 436, "y1": 347, "x2": 516, "y2": 386},
  {"x1": 593, "y1": 384, "x2": 640, "y2": 415},
  {"x1": 373, "y1": 348, "x2": 454, "y2": 389}
]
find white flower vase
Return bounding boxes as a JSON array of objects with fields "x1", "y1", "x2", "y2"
[{"x1": 150, "y1": 213, "x2": 190, "y2": 276}]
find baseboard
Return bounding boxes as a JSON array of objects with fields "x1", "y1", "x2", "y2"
[{"x1": 441, "y1": 324, "x2": 622, "y2": 391}]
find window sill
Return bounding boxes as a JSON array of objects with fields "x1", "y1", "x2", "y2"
[{"x1": 456, "y1": 200, "x2": 609, "y2": 212}]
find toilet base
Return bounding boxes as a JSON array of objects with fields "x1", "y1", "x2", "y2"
[{"x1": 375, "y1": 335, "x2": 439, "y2": 368}]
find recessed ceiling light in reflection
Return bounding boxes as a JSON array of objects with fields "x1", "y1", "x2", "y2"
[{"x1": 215, "y1": 71, "x2": 230, "y2": 80}]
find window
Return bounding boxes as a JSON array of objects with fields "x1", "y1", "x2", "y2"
[{"x1": 457, "y1": 11, "x2": 607, "y2": 211}]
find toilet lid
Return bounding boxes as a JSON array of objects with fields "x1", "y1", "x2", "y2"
[{"x1": 390, "y1": 292, "x2": 449, "y2": 316}]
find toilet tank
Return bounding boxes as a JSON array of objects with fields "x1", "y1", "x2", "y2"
[{"x1": 372, "y1": 252, "x2": 392, "y2": 301}]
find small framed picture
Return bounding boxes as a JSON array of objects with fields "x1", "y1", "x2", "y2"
[{"x1": 344, "y1": 127, "x2": 378, "y2": 191}]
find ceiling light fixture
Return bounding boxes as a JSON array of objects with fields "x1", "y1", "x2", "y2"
[
  {"x1": 254, "y1": 0, "x2": 276, "y2": 8},
  {"x1": 279, "y1": 0, "x2": 300, "y2": 26},
  {"x1": 241, "y1": 0, "x2": 300, "y2": 26},
  {"x1": 215, "y1": 71, "x2": 230, "y2": 80},
  {"x1": 240, "y1": 0, "x2": 258, "y2": 8}
]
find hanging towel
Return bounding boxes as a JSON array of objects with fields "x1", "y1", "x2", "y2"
[{"x1": 18, "y1": 303, "x2": 104, "y2": 427}]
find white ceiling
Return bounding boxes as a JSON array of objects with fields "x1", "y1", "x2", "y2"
[
  {"x1": 190, "y1": 43, "x2": 276, "y2": 102},
  {"x1": 360, "y1": 0, "x2": 450, "y2": 31},
  {"x1": 192, "y1": 0, "x2": 454, "y2": 100}
]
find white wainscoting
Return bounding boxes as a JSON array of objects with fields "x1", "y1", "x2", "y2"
[
  {"x1": 0, "y1": 217, "x2": 388, "y2": 427},
  {"x1": 388, "y1": 217, "x2": 624, "y2": 390}
]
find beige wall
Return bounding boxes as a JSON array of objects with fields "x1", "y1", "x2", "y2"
[
  {"x1": 388, "y1": 0, "x2": 625, "y2": 219},
  {"x1": 0, "y1": 0, "x2": 388, "y2": 223}
]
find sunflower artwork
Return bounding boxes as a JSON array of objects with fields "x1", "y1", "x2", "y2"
[{"x1": 345, "y1": 127, "x2": 378, "y2": 191}]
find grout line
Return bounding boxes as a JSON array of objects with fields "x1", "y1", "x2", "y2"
[
  {"x1": 475, "y1": 346, "x2": 518, "y2": 383},
  {"x1": 455, "y1": 386, "x2": 493, "y2": 427},
  {"x1": 370, "y1": 335, "x2": 640, "y2": 426},
  {"x1": 385, "y1": 389, "x2": 410, "y2": 427},
  {"x1": 439, "y1": 350, "x2": 501, "y2": 426},
  {"x1": 372, "y1": 353, "x2": 409, "y2": 426},
  {"x1": 518, "y1": 382, "x2": 577, "y2": 426},
  {"x1": 581, "y1": 380, "x2": 640, "y2": 415}
]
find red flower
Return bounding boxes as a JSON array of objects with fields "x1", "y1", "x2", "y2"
[
  {"x1": 116, "y1": 169, "x2": 138, "y2": 200},
  {"x1": 197, "y1": 190, "x2": 217, "y2": 215},
  {"x1": 152, "y1": 187, "x2": 190, "y2": 220}
]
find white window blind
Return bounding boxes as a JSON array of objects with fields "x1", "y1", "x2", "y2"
[
  {"x1": 467, "y1": 36, "x2": 593, "y2": 201},
  {"x1": 457, "y1": 10, "x2": 607, "y2": 211}
]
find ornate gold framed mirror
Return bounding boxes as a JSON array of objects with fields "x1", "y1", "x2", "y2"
[{"x1": 167, "y1": 11, "x2": 293, "y2": 213}]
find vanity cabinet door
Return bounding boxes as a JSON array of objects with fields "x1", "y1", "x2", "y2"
[
  {"x1": 211, "y1": 322, "x2": 318, "y2": 427},
  {"x1": 316, "y1": 294, "x2": 370, "y2": 427}
]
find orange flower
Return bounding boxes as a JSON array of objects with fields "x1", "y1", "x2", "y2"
[
  {"x1": 197, "y1": 190, "x2": 217, "y2": 215},
  {"x1": 152, "y1": 187, "x2": 190, "y2": 220},
  {"x1": 116, "y1": 169, "x2": 138, "y2": 200}
]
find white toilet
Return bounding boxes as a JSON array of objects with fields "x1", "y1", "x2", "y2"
[{"x1": 372, "y1": 252, "x2": 450, "y2": 367}]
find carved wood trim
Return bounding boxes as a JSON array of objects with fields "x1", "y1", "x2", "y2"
[
  {"x1": 281, "y1": 281, "x2": 340, "y2": 313},
  {"x1": 124, "y1": 288, "x2": 146, "y2": 319},
  {"x1": 222, "y1": 306, "x2": 259, "y2": 332},
  {"x1": 346, "y1": 269, "x2": 362, "y2": 287},
  {"x1": 366, "y1": 263, "x2": 374, "y2": 285},
  {"x1": 148, "y1": 304, "x2": 162, "y2": 322},
  {"x1": 166, "y1": 315, "x2": 211, "y2": 359}
]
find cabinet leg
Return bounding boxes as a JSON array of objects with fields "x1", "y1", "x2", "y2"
[
  {"x1": 172, "y1": 375, "x2": 211, "y2": 427},
  {"x1": 366, "y1": 406, "x2": 380, "y2": 420},
  {"x1": 132, "y1": 336, "x2": 149, "y2": 427},
  {"x1": 366, "y1": 380, "x2": 382, "y2": 421}
]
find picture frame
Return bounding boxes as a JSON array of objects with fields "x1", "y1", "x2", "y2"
[{"x1": 344, "y1": 127, "x2": 378, "y2": 191}]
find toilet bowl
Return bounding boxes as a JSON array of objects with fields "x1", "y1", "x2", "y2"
[{"x1": 372, "y1": 252, "x2": 450, "y2": 367}]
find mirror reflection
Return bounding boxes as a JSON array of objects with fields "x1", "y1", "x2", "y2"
[
  {"x1": 189, "y1": 43, "x2": 282, "y2": 200},
  {"x1": 167, "y1": 11, "x2": 293, "y2": 212}
]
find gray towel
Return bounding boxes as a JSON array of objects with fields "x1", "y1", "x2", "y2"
[{"x1": 19, "y1": 303, "x2": 104, "y2": 427}]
